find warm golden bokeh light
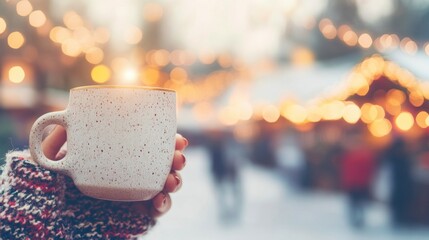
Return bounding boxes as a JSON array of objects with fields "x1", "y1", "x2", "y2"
[
  {"x1": 61, "y1": 39, "x2": 82, "y2": 57},
  {"x1": 170, "y1": 67, "x2": 188, "y2": 84},
  {"x1": 125, "y1": 26, "x2": 143, "y2": 45},
  {"x1": 91, "y1": 65, "x2": 111, "y2": 83},
  {"x1": 409, "y1": 91, "x2": 424, "y2": 107},
  {"x1": 395, "y1": 112, "x2": 414, "y2": 131},
  {"x1": 374, "y1": 105, "x2": 385, "y2": 119},
  {"x1": 219, "y1": 106, "x2": 240, "y2": 126},
  {"x1": 373, "y1": 37, "x2": 384, "y2": 52},
  {"x1": 63, "y1": 11, "x2": 84, "y2": 30},
  {"x1": 237, "y1": 102, "x2": 253, "y2": 121},
  {"x1": 73, "y1": 27, "x2": 92, "y2": 46},
  {"x1": 8, "y1": 66, "x2": 26, "y2": 84},
  {"x1": 8, "y1": 32, "x2": 25, "y2": 49},
  {"x1": 318, "y1": 18, "x2": 332, "y2": 29},
  {"x1": 343, "y1": 103, "x2": 361, "y2": 124},
  {"x1": 29, "y1": 10, "x2": 47, "y2": 28},
  {"x1": 93, "y1": 27, "x2": 110, "y2": 44},
  {"x1": 356, "y1": 84, "x2": 369, "y2": 96},
  {"x1": 360, "y1": 103, "x2": 378, "y2": 124},
  {"x1": 85, "y1": 47, "x2": 104, "y2": 64},
  {"x1": 141, "y1": 67, "x2": 160, "y2": 86},
  {"x1": 170, "y1": 50, "x2": 188, "y2": 66},
  {"x1": 349, "y1": 73, "x2": 369, "y2": 93},
  {"x1": 386, "y1": 89, "x2": 406, "y2": 106},
  {"x1": 217, "y1": 54, "x2": 233, "y2": 68},
  {"x1": 0, "y1": 17, "x2": 6, "y2": 35},
  {"x1": 368, "y1": 118, "x2": 392, "y2": 137},
  {"x1": 122, "y1": 67, "x2": 139, "y2": 84},
  {"x1": 337, "y1": 25, "x2": 351, "y2": 39},
  {"x1": 153, "y1": 49, "x2": 170, "y2": 66},
  {"x1": 183, "y1": 52, "x2": 197, "y2": 66},
  {"x1": 322, "y1": 101, "x2": 345, "y2": 121},
  {"x1": 291, "y1": 47, "x2": 315, "y2": 66},
  {"x1": 342, "y1": 30, "x2": 358, "y2": 46},
  {"x1": 198, "y1": 52, "x2": 216, "y2": 65},
  {"x1": 376, "y1": 34, "x2": 399, "y2": 51},
  {"x1": 262, "y1": 105, "x2": 280, "y2": 123},
  {"x1": 143, "y1": 3, "x2": 164, "y2": 22},
  {"x1": 416, "y1": 111, "x2": 429, "y2": 128},
  {"x1": 306, "y1": 107, "x2": 322, "y2": 123},
  {"x1": 16, "y1": 0, "x2": 33, "y2": 17},
  {"x1": 283, "y1": 104, "x2": 307, "y2": 124},
  {"x1": 360, "y1": 56, "x2": 384, "y2": 77},
  {"x1": 422, "y1": 82, "x2": 429, "y2": 99},
  {"x1": 49, "y1": 26, "x2": 71, "y2": 43},
  {"x1": 385, "y1": 102, "x2": 401, "y2": 116},
  {"x1": 400, "y1": 38, "x2": 417, "y2": 54},
  {"x1": 358, "y1": 33, "x2": 373, "y2": 48},
  {"x1": 319, "y1": 18, "x2": 337, "y2": 40}
]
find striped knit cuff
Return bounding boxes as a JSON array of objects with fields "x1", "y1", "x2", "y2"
[
  {"x1": 0, "y1": 151, "x2": 66, "y2": 195},
  {"x1": 0, "y1": 151, "x2": 67, "y2": 239}
]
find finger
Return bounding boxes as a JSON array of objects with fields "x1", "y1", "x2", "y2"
[
  {"x1": 41, "y1": 125, "x2": 67, "y2": 160},
  {"x1": 172, "y1": 150, "x2": 186, "y2": 171},
  {"x1": 130, "y1": 201, "x2": 151, "y2": 215},
  {"x1": 175, "y1": 134, "x2": 188, "y2": 151},
  {"x1": 55, "y1": 142, "x2": 68, "y2": 160},
  {"x1": 163, "y1": 171, "x2": 182, "y2": 193},
  {"x1": 151, "y1": 192, "x2": 172, "y2": 218},
  {"x1": 42, "y1": 125, "x2": 57, "y2": 140}
]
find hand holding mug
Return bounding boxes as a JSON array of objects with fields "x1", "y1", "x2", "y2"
[
  {"x1": 30, "y1": 86, "x2": 177, "y2": 201},
  {"x1": 42, "y1": 125, "x2": 188, "y2": 217}
]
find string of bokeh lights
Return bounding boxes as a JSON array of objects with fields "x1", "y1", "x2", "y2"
[
  {"x1": 218, "y1": 55, "x2": 429, "y2": 138},
  {"x1": 317, "y1": 18, "x2": 429, "y2": 56},
  {"x1": 2, "y1": 0, "x2": 240, "y2": 105}
]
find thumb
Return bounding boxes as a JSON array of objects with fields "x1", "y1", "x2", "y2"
[{"x1": 41, "y1": 125, "x2": 67, "y2": 160}]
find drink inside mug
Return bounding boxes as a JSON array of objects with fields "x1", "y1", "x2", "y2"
[{"x1": 29, "y1": 85, "x2": 177, "y2": 201}]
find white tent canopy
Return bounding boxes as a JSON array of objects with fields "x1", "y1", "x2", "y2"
[
  {"x1": 221, "y1": 56, "x2": 359, "y2": 106},
  {"x1": 385, "y1": 50, "x2": 429, "y2": 81},
  {"x1": 178, "y1": 55, "x2": 361, "y2": 131}
]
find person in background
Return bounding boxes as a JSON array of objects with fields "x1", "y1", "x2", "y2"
[
  {"x1": 275, "y1": 131, "x2": 305, "y2": 191},
  {"x1": 0, "y1": 126, "x2": 188, "y2": 239},
  {"x1": 340, "y1": 134, "x2": 376, "y2": 228},
  {"x1": 385, "y1": 137, "x2": 413, "y2": 227},
  {"x1": 207, "y1": 130, "x2": 243, "y2": 223}
]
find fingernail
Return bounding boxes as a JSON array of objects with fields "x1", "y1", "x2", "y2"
[
  {"x1": 55, "y1": 150, "x2": 67, "y2": 160},
  {"x1": 161, "y1": 192, "x2": 168, "y2": 208},
  {"x1": 182, "y1": 153, "x2": 186, "y2": 166},
  {"x1": 183, "y1": 137, "x2": 189, "y2": 147},
  {"x1": 174, "y1": 174, "x2": 182, "y2": 191},
  {"x1": 174, "y1": 174, "x2": 181, "y2": 186}
]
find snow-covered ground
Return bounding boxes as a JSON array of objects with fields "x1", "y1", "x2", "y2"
[{"x1": 144, "y1": 147, "x2": 429, "y2": 240}]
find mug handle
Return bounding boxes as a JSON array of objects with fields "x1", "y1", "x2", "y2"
[{"x1": 29, "y1": 111, "x2": 69, "y2": 173}]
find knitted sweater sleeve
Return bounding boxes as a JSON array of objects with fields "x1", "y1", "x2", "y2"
[
  {"x1": 0, "y1": 151, "x2": 155, "y2": 240},
  {"x1": 0, "y1": 151, "x2": 66, "y2": 239}
]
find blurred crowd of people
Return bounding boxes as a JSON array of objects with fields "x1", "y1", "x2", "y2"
[{"x1": 195, "y1": 122, "x2": 429, "y2": 229}]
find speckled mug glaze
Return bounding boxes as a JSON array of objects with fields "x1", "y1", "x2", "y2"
[{"x1": 29, "y1": 85, "x2": 177, "y2": 201}]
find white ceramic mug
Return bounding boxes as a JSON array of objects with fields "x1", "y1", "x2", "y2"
[{"x1": 29, "y1": 85, "x2": 177, "y2": 201}]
